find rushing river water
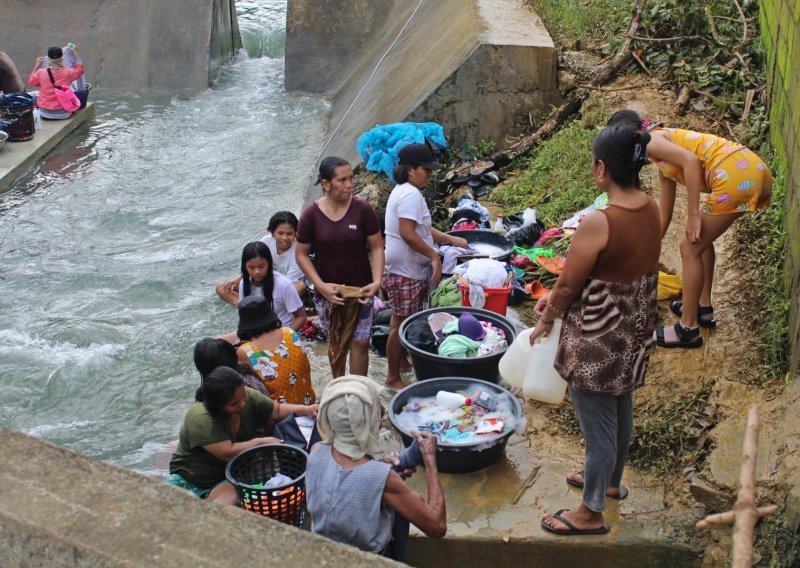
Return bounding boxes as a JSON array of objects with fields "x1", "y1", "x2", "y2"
[{"x1": 0, "y1": 1, "x2": 359, "y2": 477}]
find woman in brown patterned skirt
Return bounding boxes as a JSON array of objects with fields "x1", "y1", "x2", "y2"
[{"x1": 530, "y1": 122, "x2": 662, "y2": 535}]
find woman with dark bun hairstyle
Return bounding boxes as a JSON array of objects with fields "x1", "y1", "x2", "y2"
[
  {"x1": 607, "y1": 110, "x2": 773, "y2": 348},
  {"x1": 531, "y1": 123, "x2": 661, "y2": 536},
  {"x1": 295, "y1": 157, "x2": 384, "y2": 378}
]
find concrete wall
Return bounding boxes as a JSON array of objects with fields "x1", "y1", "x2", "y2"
[
  {"x1": 0, "y1": 428, "x2": 394, "y2": 567},
  {"x1": 285, "y1": 0, "x2": 561, "y2": 184},
  {"x1": 0, "y1": 0, "x2": 241, "y2": 92},
  {"x1": 759, "y1": 0, "x2": 800, "y2": 379}
]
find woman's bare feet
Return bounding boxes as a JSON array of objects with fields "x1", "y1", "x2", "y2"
[{"x1": 384, "y1": 377, "x2": 406, "y2": 391}]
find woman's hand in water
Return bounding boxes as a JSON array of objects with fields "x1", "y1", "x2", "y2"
[
  {"x1": 253, "y1": 436, "x2": 283, "y2": 447},
  {"x1": 358, "y1": 281, "x2": 381, "y2": 304},
  {"x1": 318, "y1": 282, "x2": 345, "y2": 305},
  {"x1": 448, "y1": 235, "x2": 469, "y2": 249}
]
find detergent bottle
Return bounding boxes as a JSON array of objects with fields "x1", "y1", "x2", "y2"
[
  {"x1": 522, "y1": 319, "x2": 567, "y2": 404},
  {"x1": 435, "y1": 391, "x2": 472, "y2": 407},
  {"x1": 498, "y1": 327, "x2": 535, "y2": 389}
]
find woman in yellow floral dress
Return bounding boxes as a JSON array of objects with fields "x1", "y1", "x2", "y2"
[
  {"x1": 609, "y1": 110, "x2": 773, "y2": 349},
  {"x1": 235, "y1": 296, "x2": 316, "y2": 405}
]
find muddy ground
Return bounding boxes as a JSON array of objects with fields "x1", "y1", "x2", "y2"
[{"x1": 510, "y1": 66, "x2": 798, "y2": 565}]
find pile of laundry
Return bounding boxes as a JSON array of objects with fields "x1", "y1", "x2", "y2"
[
  {"x1": 452, "y1": 258, "x2": 510, "y2": 309},
  {"x1": 404, "y1": 311, "x2": 508, "y2": 358},
  {"x1": 449, "y1": 197, "x2": 490, "y2": 232},
  {"x1": 394, "y1": 387, "x2": 518, "y2": 445}
]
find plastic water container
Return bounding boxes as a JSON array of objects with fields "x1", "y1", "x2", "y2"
[
  {"x1": 523, "y1": 319, "x2": 567, "y2": 404},
  {"x1": 498, "y1": 327, "x2": 535, "y2": 389}
]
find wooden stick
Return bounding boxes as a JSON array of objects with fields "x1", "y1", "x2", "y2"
[
  {"x1": 732, "y1": 404, "x2": 760, "y2": 567},
  {"x1": 631, "y1": 34, "x2": 705, "y2": 43},
  {"x1": 696, "y1": 505, "x2": 778, "y2": 529},
  {"x1": 589, "y1": 0, "x2": 646, "y2": 87},
  {"x1": 512, "y1": 464, "x2": 541, "y2": 505},
  {"x1": 732, "y1": 0, "x2": 748, "y2": 45}
]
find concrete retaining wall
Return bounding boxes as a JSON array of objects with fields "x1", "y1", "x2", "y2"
[
  {"x1": 0, "y1": 428, "x2": 394, "y2": 567},
  {"x1": 285, "y1": 0, "x2": 561, "y2": 184},
  {"x1": 0, "y1": 0, "x2": 241, "y2": 92}
]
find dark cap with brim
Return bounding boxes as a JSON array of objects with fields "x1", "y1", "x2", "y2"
[
  {"x1": 398, "y1": 143, "x2": 443, "y2": 169},
  {"x1": 47, "y1": 46, "x2": 63, "y2": 59},
  {"x1": 237, "y1": 296, "x2": 280, "y2": 330}
]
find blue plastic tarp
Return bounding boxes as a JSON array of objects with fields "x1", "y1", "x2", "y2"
[{"x1": 356, "y1": 122, "x2": 448, "y2": 184}]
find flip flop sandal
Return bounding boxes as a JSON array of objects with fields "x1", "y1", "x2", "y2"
[
  {"x1": 470, "y1": 184, "x2": 489, "y2": 199},
  {"x1": 469, "y1": 160, "x2": 495, "y2": 177},
  {"x1": 565, "y1": 471, "x2": 629, "y2": 499},
  {"x1": 541, "y1": 509, "x2": 611, "y2": 536},
  {"x1": 655, "y1": 321, "x2": 703, "y2": 349},
  {"x1": 669, "y1": 301, "x2": 717, "y2": 329},
  {"x1": 479, "y1": 171, "x2": 501, "y2": 185},
  {"x1": 536, "y1": 255, "x2": 565, "y2": 275},
  {"x1": 525, "y1": 280, "x2": 551, "y2": 300}
]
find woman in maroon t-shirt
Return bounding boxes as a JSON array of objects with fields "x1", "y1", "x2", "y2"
[{"x1": 296, "y1": 157, "x2": 384, "y2": 378}]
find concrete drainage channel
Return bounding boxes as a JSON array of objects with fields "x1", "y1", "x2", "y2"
[{"x1": 395, "y1": 404, "x2": 706, "y2": 567}]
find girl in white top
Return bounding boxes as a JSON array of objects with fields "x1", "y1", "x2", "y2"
[
  {"x1": 260, "y1": 211, "x2": 306, "y2": 295},
  {"x1": 218, "y1": 241, "x2": 306, "y2": 332}
]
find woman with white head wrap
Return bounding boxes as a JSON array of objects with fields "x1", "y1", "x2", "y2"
[{"x1": 306, "y1": 375, "x2": 446, "y2": 560}]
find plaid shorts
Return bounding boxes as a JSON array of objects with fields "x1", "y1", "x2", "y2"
[
  {"x1": 313, "y1": 293, "x2": 374, "y2": 341},
  {"x1": 383, "y1": 272, "x2": 430, "y2": 317}
]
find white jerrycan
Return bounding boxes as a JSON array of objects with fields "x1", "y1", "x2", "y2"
[
  {"x1": 523, "y1": 319, "x2": 567, "y2": 404},
  {"x1": 498, "y1": 327, "x2": 534, "y2": 389}
]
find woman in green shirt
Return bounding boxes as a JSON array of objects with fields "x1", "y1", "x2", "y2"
[{"x1": 167, "y1": 366, "x2": 318, "y2": 505}]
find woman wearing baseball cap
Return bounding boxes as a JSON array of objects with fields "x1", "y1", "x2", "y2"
[{"x1": 383, "y1": 143, "x2": 467, "y2": 390}]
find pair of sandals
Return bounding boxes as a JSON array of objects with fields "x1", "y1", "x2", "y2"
[{"x1": 654, "y1": 301, "x2": 716, "y2": 349}]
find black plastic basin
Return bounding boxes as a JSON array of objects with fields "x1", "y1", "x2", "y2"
[
  {"x1": 399, "y1": 306, "x2": 516, "y2": 383},
  {"x1": 445, "y1": 229, "x2": 513, "y2": 261},
  {"x1": 388, "y1": 377, "x2": 524, "y2": 473}
]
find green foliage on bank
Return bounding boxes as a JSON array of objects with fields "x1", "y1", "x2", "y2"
[
  {"x1": 628, "y1": 385, "x2": 716, "y2": 474},
  {"x1": 732, "y1": 153, "x2": 790, "y2": 379},
  {"x1": 525, "y1": 0, "x2": 629, "y2": 47},
  {"x1": 489, "y1": 120, "x2": 601, "y2": 227}
]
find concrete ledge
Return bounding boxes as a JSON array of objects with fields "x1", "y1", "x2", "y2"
[
  {"x1": 0, "y1": 103, "x2": 95, "y2": 192},
  {"x1": 0, "y1": 428, "x2": 395, "y2": 567},
  {"x1": 286, "y1": 0, "x2": 562, "y2": 195}
]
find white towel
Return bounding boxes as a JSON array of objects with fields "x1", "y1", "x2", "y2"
[{"x1": 317, "y1": 375, "x2": 383, "y2": 460}]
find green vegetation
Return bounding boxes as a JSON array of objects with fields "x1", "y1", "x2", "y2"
[
  {"x1": 490, "y1": 120, "x2": 601, "y2": 227},
  {"x1": 525, "y1": 0, "x2": 629, "y2": 47},
  {"x1": 627, "y1": 386, "x2": 716, "y2": 474},
  {"x1": 731, "y1": 155, "x2": 790, "y2": 379},
  {"x1": 636, "y1": 1, "x2": 768, "y2": 141}
]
